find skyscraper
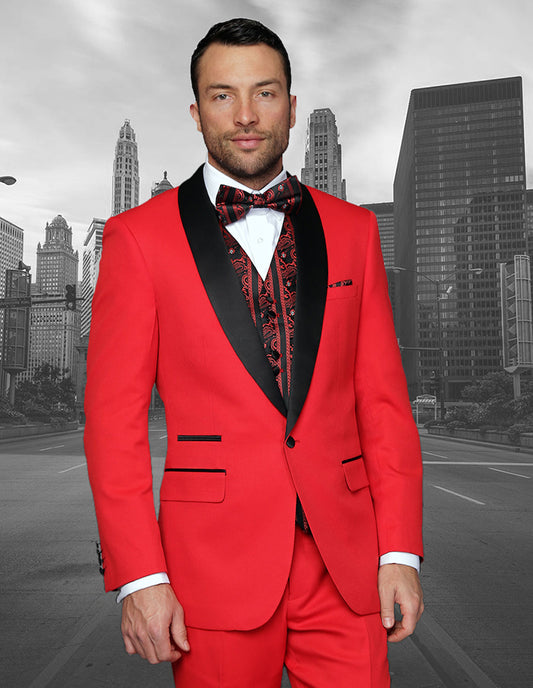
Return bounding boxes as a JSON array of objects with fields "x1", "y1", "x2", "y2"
[
  {"x1": 360, "y1": 202, "x2": 397, "y2": 325},
  {"x1": 301, "y1": 108, "x2": 346, "y2": 200},
  {"x1": 81, "y1": 218, "x2": 105, "y2": 338},
  {"x1": 359, "y1": 202, "x2": 394, "y2": 269},
  {"x1": 20, "y1": 215, "x2": 80, "y2": 384},
  {"x1": 394, "y1": 77, "x2": 527, "y2": 400},
  {"x1": 526, "y1": 189, "x2": 533, "y2": 250},
  {"x1": 0, "y1": 216, "x2": 24, "y2": 394},
  {"x1": 112, "y1": 119, "x2": 140, "y2": 216}
]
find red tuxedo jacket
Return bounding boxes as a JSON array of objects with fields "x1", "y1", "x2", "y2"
[{"x1": 84, "y1": 166, "x2": 423, "y2": 630}]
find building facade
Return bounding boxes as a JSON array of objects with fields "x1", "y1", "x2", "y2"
[
  {"x1": 360, "y1": 202, "x2": 397, "y2": 324},
  {"x1": 151, "y1": 171, "x2": 173, "y2": 197},
  {"x1": 360, "y1": 202, "x2": 394, "y2": 269},
  {"x1": 301, "y1": 108, "x2": 346, "y2": 200},
  {"x1": 394, "y1": 77, "x2": 527, "y2": 400},
  {"x1": 81, "y1": 218, "x2": 105, "y2": 338},
  {"x1": 527, "y1": 189, "x2": 533, "y2": 251},
  {"x1": 0, "y1": 216, "x2": 24, "y2": 395},
  {"x1": 20, "y1": 215, "x2": 80, "y2": 385},
  {"x1": 112, "y1": 119, "x2": 140, "y2": 216}
]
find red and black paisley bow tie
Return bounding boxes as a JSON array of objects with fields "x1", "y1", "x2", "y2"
[{"x1": 215, "y1": 175, "x2": 302, "y2": 226}]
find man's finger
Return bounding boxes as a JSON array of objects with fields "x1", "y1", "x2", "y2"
[
  {"x1": 379, "y1": 585, "x2": 396, "y2": 630},
  {"x1": 123, "y1": 634, "x2": 137, "y2": 656},
  {"x1": 147, "y1": 623, "x2": 182, "y2": 663},
  {"x1": 170, "y1": 606, "x2": 190, "y2": 654}
]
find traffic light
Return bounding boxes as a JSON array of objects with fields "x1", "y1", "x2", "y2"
[{"x1": 65, "y1": 284, "x2": 76, "y2": 311}]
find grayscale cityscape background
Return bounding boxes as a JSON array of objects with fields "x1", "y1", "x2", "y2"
[{"x1": 1, "y1": 1, "x2": 532, "y2": 687}]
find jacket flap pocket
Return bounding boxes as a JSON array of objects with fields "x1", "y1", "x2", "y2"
[
  {"x1": 342, "y1": 456, "x2": 369, "y2": 492},
  {"x1": 160, "y1": 469, "x2": 226, "y2": 503},
  {"x1": 326, "y1": 283, "x2": 358, "y2": 300}
]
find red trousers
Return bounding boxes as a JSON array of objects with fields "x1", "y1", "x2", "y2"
[{"x1": 172, "y1": 528, "x2": 389, "y2": 687}]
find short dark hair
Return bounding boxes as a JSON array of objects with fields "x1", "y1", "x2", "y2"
[{"x1": 191, "y1": 18, "x2": 292, "y2": 103}]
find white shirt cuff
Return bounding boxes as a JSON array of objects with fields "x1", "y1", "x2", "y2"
[
  {"x1": 379, "y1": 552, "x2": 420, "y2": 573},
  {"x1": 116, "y1": 572, "x2": 170, "y2": 603}
]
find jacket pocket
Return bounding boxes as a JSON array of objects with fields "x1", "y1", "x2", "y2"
[
  {"x1": 326, "y1": 283, "x2": 358, "y2": 300},
  {"x1": 342, "y1": 455, "x2": 369, "y2": 492},
  {"x1": 160, "y1": 468, "x2": 226, "y2": 502}
]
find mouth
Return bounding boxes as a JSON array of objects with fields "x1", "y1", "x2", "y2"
[{"x1": 230, "y1": 135, "x2": 265, "y2": 150}]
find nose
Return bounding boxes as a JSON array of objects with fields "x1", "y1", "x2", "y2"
[{"x1": 235, "y1": 96, "x2": 258, "y2": 127}]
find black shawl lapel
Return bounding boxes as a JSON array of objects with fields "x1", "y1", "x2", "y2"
[
  {"x1": 286, "y1": 185, "x2": 328, "y2": 437},
  {"x1": 178, "y1": 166, "x2": 286, "y2": 417}
]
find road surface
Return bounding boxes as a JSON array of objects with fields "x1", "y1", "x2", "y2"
[{"x1": 1, "y1": 426, "x2": 531, "y2": 686}]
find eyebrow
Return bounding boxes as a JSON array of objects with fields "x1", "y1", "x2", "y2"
[{"x1": 206, "y1": 79, "x2": 283, "y2": 92}]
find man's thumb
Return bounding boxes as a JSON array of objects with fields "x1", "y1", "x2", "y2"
[
  {"x1": 171, "y1": 611, "x2": 190, "y2": 652},
  {"x1": 380, "y1": 594, "x2": 396, "y2": 629}
]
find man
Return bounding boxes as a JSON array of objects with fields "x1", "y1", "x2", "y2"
[{"x1": 85, "y1": 18, "x2": 423, "y2": 688}]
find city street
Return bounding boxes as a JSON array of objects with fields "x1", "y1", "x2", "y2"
[{"x1": 1, "y1": 426, "x2": 531, "y2": 687}]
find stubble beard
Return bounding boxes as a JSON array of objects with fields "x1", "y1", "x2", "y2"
[{"x1": 201, "y1": 119, "x2": 291, "y2": 189}]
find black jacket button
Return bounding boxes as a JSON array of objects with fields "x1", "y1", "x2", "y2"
[{"x1": 286, "y1": 436, "x2": 295, "y2": 448}]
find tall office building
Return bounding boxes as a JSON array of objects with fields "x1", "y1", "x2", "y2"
[
  {"x1": 526, "y1": 189, "x2": 533, "y2": 250},
  {"x1": 360, "y1": 202, "x2": 397, "y2": 324},
  {"x1": 301, "y1": 108, "x2": 346, "y2": 200},
  {"x1": 394, "y1": 77, "x2": 527, "y2": 400},
  {"x1": 112, "y1": 119, "x2": 140, "y2": 216},
  {"x1": 20, "y1": 215, "x2": 80, "y2": 384},
  {"x1": 0, "y1": 216, "x2": 24, "y2": 394},
  {"x1": 360, "y1": 202, "x2": 394, "y2": 268},
  {"x1": 81, "y1": 218, "x2": 105, "y2": 338},
  {"x1": 76, "y1": 218, "x2": 105, "y2": 413}
]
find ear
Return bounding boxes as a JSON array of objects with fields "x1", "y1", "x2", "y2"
[
  {"x1": 289, "y1": 95, "x2": 297, "y2": 129},
  {"x1": 190, "y1": 103, "x2": 202, "y2": 133}
]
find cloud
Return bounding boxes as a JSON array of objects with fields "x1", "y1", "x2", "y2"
[{"x1": 1, "y1": 0, "x2": 532, "y2": 268}]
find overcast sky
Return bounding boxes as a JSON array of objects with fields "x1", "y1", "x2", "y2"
[{"x1": 1, "y1": 0, "x2": 532, "y2": 273}]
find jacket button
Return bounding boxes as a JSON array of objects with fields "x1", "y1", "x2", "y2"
[{"x1": 286, "y1": 436, "x2": 295, "y2": 448}]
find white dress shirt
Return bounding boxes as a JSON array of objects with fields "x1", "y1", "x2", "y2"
[
  {"x1": 204, "y1": 161, "x2": 288, "y2": 280},
  {"x1": 117, "y1": 162, "x2": 419, "y2": 602}
]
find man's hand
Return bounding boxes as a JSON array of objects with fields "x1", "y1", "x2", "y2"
[
  {"x1": 378, "y1": 564, "x2": 424, "y2": 643},
  {"x1": 121, "y1": 583, "x2": 190, "y2": 663}
]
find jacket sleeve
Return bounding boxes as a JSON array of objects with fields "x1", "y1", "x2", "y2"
[
  {"x1": 353, "y1": 211, "x2": 424, "y2": 559},
  {"x1": 84, "y1": 215, "x2": 167, "y2": 591}
]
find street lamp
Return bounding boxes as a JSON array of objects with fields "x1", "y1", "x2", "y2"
[
  {"x1": 0, "y1": 176, "x2": 16, "y2": 185},
  {"x1": 391, "y1": 265, "x2": 482, "y2": 418}
]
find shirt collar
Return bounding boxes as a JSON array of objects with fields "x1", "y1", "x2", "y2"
[{"x1": 203, "y1": 159, "x2": 287, "y2": 207}]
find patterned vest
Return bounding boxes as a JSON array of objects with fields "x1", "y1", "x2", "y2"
[{"x1": 220, "y1": 215, "x2": 309, "y2": 531}]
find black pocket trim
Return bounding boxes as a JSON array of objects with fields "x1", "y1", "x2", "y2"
[
  {"x1": 328, "y1": 279, "x2": 353, "y2": 288},
  {"x1": 165, "y1": 467, "x2": 226, "y2": 473},
  {"x1": 177, "y1": 435, "x2": 222, "y2": 442},
  {"x1": 341, "y1": 454, "x2": 362, "y2": 464}
]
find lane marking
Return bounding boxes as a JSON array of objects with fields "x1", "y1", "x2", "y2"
[
  {"x1": 424, "y1": 461, "x2": 533, "y2": 466},
  {"x1": 423, "y1": 451, "x2": 449, "y2": 458},
  {"x1": 58, "y1": 463, "x2": 86, "y2": 474},
  {"x1": 26, "y1": 594, "x2": 111, "y2": 688},
  {"x1": 40, "y1": 444, "x2": 65, "y2": 452},
  {"x1": 488, "y1": 466, "x2": 531, "y2": 479},
  {"x1": 412, "y1": 610, "x2": 500, "y2": 688},
  {"x1": 432, "y1": 485, "x2": 485, "y2": 505}
]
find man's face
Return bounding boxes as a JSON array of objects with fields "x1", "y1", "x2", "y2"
[{"x1": 190, "y1": 42, "x2": 296, "y2": 189}]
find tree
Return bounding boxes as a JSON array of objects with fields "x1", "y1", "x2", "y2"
[
  {"x1": 461, "y1": 371, "x2": 513, "y2": 403},
  {"x1": 15, "y1": 363, "x2": 76, "y2": 421}
]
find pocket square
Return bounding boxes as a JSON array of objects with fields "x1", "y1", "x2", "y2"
[{"x1": 328, "y1": 279, "x2": 353, "y2": 288}]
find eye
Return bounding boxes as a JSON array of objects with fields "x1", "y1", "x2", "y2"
[
  {"x1": 258, "y1": 90, "x2": 273, "y2": 98},
  {"x1": 215, "y1": 93, "x2": 228, "y2": 101}
]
